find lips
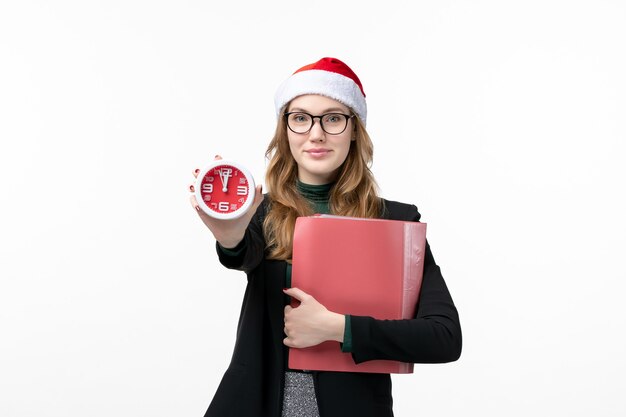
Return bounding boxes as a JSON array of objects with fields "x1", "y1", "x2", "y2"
[{"x1": 306, "y1": 148, "x2": 331, "y2": 158}]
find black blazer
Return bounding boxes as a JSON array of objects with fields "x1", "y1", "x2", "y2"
[{"x1": 204, "y1": 198, "x2": 462, "y2": 417}]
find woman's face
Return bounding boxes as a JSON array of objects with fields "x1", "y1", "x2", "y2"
[{"x1": 286, "y1": 94, "x2": 354, "y2": 185}]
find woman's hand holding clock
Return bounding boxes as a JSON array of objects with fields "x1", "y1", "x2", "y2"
[{"x1": 189, "y1": 155, "x2": 264, "y2": 248}]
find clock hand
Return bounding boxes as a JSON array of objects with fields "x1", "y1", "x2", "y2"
[
  {"x1": 221, "y1": 169, "x2": 230, "y2": 192},
  {"x1": 218, "y1": 169, "x2": 226, "y2": 191}
]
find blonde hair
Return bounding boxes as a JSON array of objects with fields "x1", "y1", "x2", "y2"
[{"x1": 263, "y1": 109, "x2": 382, "y2": 260}]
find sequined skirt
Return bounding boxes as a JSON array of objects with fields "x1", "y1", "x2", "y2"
[{"x1": 282, "y1": 371, "x2": 320, "y2": 417}]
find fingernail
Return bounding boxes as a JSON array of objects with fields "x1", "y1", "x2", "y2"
[
  {"x1": 189, "y1": 185, "x2": 194, "y2": 192},
  {"x1": 283, "y1": 288, "x2": 289, "y2": 291},
  {"x1": 194, "y1": 168, "x2": 200, "y2": 174}
]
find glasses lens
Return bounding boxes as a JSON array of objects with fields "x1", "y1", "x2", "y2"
[
  {"x1": 321, "y1": 114, "x2": 348, "y2": 134},
  {"x1": 287, "y1": 113, "x2": 312, "y2": 133}
]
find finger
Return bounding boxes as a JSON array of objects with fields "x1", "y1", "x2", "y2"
[
  {"x1": 283, "y1": 287, "x2": 311, "y2": 302},
  {"x1": 189, "y1": 195, "x2": 201, "y2": 212},
  {"x1": 284, "y1": 305, "x2": 292, "y2": 315},
  {"x1": 283, "y1": 337, "x2": 295, "y2": 347},
  {"x1": 192, "y1": 168, "x2": 200, "y2": 178},
  {"x1": 214, "y1": 154, "x2": 223, "y2": 160},
  {"x1": 252, "y1": 185, "x2": 264, "y2": 208},
  {"x1": 189, "y1": 184, "x2": 195, "y2": 193}
]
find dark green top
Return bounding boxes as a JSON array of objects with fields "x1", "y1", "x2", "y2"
[{"x1": 296, "y1": 180, "x2": 332, "y2": 214}]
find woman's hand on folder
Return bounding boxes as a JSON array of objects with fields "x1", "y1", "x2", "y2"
[
  {"x1": 283, "y1": 287, "x2": 345, "y2": 349},
  {"x1": 189, "y1": 155, "x2": 264, "y2": 248}
]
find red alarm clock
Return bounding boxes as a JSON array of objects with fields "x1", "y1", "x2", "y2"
[{"x1": 194, "y1": 160, "x2": 256, "y2": 220}]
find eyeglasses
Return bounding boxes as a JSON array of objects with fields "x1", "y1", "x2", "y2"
[{"x1": 284, "y1": 112, "x2": 354, "y2": 135}]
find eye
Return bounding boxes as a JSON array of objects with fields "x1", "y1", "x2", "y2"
[
  {"x1": 324, "y1": 114, "x2": 343, "y2": 124},
  {"x1": 290, "y1": 113, "x2": 311, "y2": 123}
]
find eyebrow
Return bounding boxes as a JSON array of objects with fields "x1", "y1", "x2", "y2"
[{"x1": 289, "y1": 107, "x2": 350, "y2": 114}]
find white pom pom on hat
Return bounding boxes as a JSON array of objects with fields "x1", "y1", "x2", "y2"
[{"x1": 274, "y1": 57, "x2": 367, "y2": 125}]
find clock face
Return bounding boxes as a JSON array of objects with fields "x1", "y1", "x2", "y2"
[{"x1": 195, "y1": 161, "x2": 255, "y2": 219}]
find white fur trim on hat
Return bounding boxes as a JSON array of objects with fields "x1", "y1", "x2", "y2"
[{"x1": 274, "y1": 69, "x2": 367, "y2": 125}]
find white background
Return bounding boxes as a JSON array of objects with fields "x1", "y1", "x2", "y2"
[{"x1": 1, "y1": 1, "x2": 625, "y2": 416}]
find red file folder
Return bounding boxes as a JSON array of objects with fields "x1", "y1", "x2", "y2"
[{"x1": 289, "y1": 214, "x2": 427, "y2": 374}]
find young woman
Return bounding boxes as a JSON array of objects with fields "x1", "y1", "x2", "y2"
[{"x1": 189, "y1": 57, "x2": 462, "y2": 417}]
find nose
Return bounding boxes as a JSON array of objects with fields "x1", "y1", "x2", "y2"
[{"x1": 308, "y1": 117, "x2": 326, "y2": 142}]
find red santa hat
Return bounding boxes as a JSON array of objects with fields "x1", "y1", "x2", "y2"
[{"x1": 274, "y1": 57, "x2": 367, "y2": 125}]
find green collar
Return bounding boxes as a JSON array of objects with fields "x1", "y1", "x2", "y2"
[{"x1": 296, "y1": 180, "x2": 332, "y2": 214}]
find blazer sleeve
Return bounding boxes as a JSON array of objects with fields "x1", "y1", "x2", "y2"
[
  {"x1": 215, "y1": 198, "x2": 267, "y2": 274},
  {"x1": 349, "y1": 204, "x2": 462, "y2": 364}
]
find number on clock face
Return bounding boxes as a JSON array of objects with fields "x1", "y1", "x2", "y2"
[{"x1": 198, "y1": 164, "x2": 251, "y2": 215}]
